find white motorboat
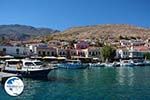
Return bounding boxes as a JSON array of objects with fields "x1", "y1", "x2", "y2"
[
  {"x1": 3, "y1": 59, "x2": 56, "y2": 79},
  {"x1": 120, "y1": 60, "x2": 134, "y2": 67}
]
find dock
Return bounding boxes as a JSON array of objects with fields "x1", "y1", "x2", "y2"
[{"x1": 0, "y1": 72, "x2": 21, "y2": 84}]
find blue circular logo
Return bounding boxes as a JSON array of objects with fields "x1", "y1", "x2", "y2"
[{"x1": 4, "y1": 77, "x2": 24, "y2": 96}]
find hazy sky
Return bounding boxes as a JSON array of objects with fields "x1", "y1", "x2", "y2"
[{"x1": 0, "y1": 0, "x2": 150, "y2": 30}]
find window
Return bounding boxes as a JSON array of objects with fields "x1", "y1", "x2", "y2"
[
  {"x1": 47, "y1": 52, "x2": 50, "y2": 55},
  {"x1": 95, "y1": 52, "x2": 97, "y2": 55},
  {"x1": 8, "y1": 61, "x2": 22, "y2": 65},
  {"x1": 3, "y1": 48, "x2": 6, "y2": 52},
  {"x1": 34, "y1": 62, "x2": 43, "y2": 66},
  {"x1": 74, "y1": 53, "x2": 76, "y2": 55},
  {"x1": 42, "y1": 51, "x2": 46, "y2": 56},
  {"x1": 52, "y1": 52, "x2": 54, "y2": 56},
  {"x1": 16, "y1": 48, "x2": 19, "y2": 54},
  {"x1": 92, "y1": 52, "x2": 95, "y2": 56},
  {"x1": 38, "y1": 51, "x2": 41, "y2": 55},
  {"x1": 25, "y1": 62, "x2": 34, "y2": 66},
  {"x1": 89, "y1": 52, "x2": 91, "y2": 55},
  {"x1": 62, "y1": 52, "x2": 65, "y2": 55}
]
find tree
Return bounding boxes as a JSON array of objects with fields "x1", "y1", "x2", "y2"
[
  {"x1": 144, "y1": 52, "x2": 150, "y2": 60},
  {"x1": 101, "y1": 45, "x2": 116, "y2": 62},
  {"x1": 119, "y1": 35, "x2": 124, "y2": 40}
]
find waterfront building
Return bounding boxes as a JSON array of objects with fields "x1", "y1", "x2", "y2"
[
  {"x1": 133, "y1": 46, "x2": 150, "y2": 53},
  {"x1": 37, "y1": 45, "x2": 57, "y2": 57},
  {"x1": 116, "y1": 49, "x2": 130, "y2": 59},
  {"x1": 74, "y1": 40, "x2": 89, "y2": 49},
  {"x1": 120, "y1": 39, "x2": 145, "y2": 47},
  {"x1": 58, "y1": 48, "x2": 67, "y2": 57},
  {"x1": 129, "y1": 50, "x2": 143, "y2": 59},
  {"x1": 87, "y1": 47, "x2": 101, "y2": 59},
  {"x1": 0, "y1": 46, "x2": 30, "y2": 57},
  {"x1": 116, "y1": 47, "x2": 144, "y2": 59},
  {"x1": 48, "y1": 40, "x2": 62, "y2": 46}
]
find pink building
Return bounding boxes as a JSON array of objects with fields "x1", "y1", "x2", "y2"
[{"x1": 74, "y1": 40, "x2": 89, "y2": 49}]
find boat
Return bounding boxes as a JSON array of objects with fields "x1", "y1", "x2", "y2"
[
  {"x1": 3, "y1": 59, "x2": 56, "y2": 79},
  {"x1": 120, "y1": 60, "x2": 134, "y2": 67},
  {"x1": 105, "y1": 63, "x2": 114, "y2": 67},
  {"x1": 112, "y1": 62, "x2": 120, "y2": 67},
  {"x1": 144, "y1": 60, "x2": 150, "y2": 66},
  {"x1": 131, "y1": 59, "x2": 145, "y2": 66},
  {"x1": 105, "y1": 62, "x2": 120, "y2": 67},
  {"x1": 56, "y1": 60, "x2": 88, "y2": 69},
  {"x1": 89, "y1": 62, "x2": 105, "y2": 67}
]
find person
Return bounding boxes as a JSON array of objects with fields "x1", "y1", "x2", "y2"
[{"x1": 17, "y1": 62, "x2": 22, "y2": 69}]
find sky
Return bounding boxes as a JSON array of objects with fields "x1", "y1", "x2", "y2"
[{"x1": 0, "y1": 0, "x2": 150, "y2": 30}]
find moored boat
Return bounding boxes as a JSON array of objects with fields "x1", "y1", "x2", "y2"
[
  {"x1": 89, "y1": 63, "x2": 105, "y2": 67},
  {"x1": 105, "y1": 62, "x2": 120, "y2": 67},
  {"x1": 3, "y1": 59, "x2": 56, "y2": 79},
  {"x1": 144, "y1": 60, "x2": 150, "y2": 66},
  {"x1": 56, "y1": 60, "x2": 88, "y2": 69},
  {"x1": 120, "y1": 60, "x2": 134, "y2": 67},
  {"x1": 131, "y1": 59, "x2": 145, "y2": 66}
]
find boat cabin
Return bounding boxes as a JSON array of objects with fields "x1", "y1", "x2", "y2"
[{"x1": 5, "y1": 59, "x2": 45, "y2": 70}]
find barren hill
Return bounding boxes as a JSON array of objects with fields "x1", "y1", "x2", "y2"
[
  {"x1": 46, "y1": 24, "x2": 150, "y2": 41},
  {"x1": 0, "y1": 24, "x2": 59, "y2": 41}
]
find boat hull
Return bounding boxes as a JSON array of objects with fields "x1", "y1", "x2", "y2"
[
  {"x1": 120, "y1": 64, "x2": 134, "y2": 67},
  {"x1": 3, "y1": 68, "x2": 52, "y2": 79},
  {"x1": 57, "y1": 63, "x2": 88, "y2": 69},
  {"x1": 89, "y1": 63, "x2": 105, "y2": 67}
]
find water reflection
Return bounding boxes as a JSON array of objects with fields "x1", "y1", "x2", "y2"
[{"x1": 117, "y1": 67, "x2": 134, "y2": 86}]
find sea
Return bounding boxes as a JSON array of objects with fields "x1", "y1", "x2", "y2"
[{"x1": 1, "y1": 66, "x2": 150, "y2": 100}]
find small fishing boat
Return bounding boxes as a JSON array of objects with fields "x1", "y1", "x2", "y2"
[
  {"x1": 3, "y1": 59, "x2": 56, "y2": 79},
  {"x1": 120, "y1": 60, "x2": 134, "y2": 67},
  {"x1": 57, "y1": 60, "x2": 88, "y2": 69}
]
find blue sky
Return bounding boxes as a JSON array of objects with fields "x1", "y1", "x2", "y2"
[{"x1": 0, "y1": 0, "x2": 150, "y2": 30}]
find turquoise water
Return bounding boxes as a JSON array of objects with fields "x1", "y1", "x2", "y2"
[{"x1": 1, "y1": 67, "x2": 150, "y2": 100}]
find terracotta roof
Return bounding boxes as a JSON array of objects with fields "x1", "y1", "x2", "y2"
[{"x1": 133, "y1": 46, "x2": 150, "y2": 52}]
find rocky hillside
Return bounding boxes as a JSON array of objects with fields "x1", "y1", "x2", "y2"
[
  {"x1": 46, "y1": 24, "x2": 150, "y2": 41},
  {"x1": 0, "y1": 24, "x2": 59, "y2": 40}
]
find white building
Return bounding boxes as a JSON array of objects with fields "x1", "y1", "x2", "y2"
[
  {"x1": 87, "y1": 47, "x2": 101, "y2": 59},
  {"x1": 116, "y1": 48, "x2": 143, "y2": 59},
  {"x1": 0, "y1": 46, "x2": 30, "y2": 57},
  {"x1": 120, "y1": 40, "x2": 145, "y2": 47}
]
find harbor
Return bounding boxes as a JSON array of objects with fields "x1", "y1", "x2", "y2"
[
  {"x1": 1, "y1": 66, "x2": 150, "y2": 100},
  {"x1": 0, "y1": 0, "x2": 150, "y2": 99}
]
